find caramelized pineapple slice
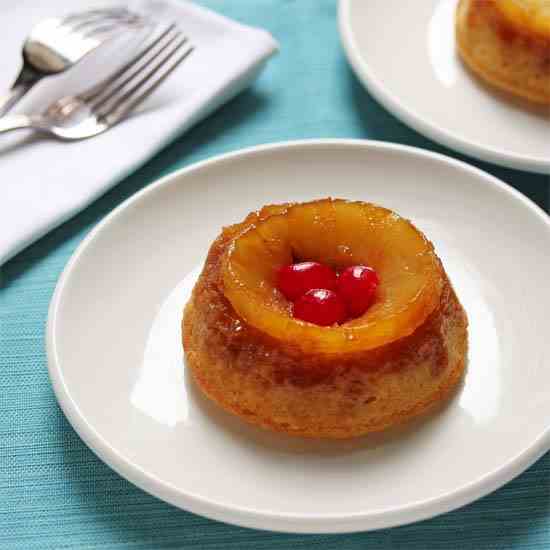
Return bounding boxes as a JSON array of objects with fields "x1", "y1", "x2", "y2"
[
  {"x1": 222, "y1": 199, "x2": 443, "y2": 354},
  {"x1": 496, "y1": 0, "x2": 550, "y2": 37}
]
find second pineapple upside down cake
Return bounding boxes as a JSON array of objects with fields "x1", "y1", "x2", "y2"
[{"x1": 456, "y1": 0, "x2": 550, "y2": 105}]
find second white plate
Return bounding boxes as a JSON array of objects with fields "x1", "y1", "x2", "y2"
[
  {"x1": 47, "y1": 140, "x2": 550, "y2": 533},
  {"x1": 339, "y1": 0, "x2": 550, "y2": 174}
]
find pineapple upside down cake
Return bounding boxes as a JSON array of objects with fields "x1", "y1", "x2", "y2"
[
  {"x1": 456, "y1": 0, "x2": 550, "y2": 104},
  {"x1": 182, "y1": 199, "x2": 468, "y2": 439}
]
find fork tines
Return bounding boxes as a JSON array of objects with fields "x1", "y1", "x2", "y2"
[{"x1": 81, "y1": 23, "x2": 193, "y2": 122}]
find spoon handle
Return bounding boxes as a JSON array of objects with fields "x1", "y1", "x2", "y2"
[{"x1": 0, "y1": 114, "x2": 35, "y2": 134}]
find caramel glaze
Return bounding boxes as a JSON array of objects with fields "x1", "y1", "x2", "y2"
[{"x1": 469, "y1": 0, "x2": 550, "y2": 61}]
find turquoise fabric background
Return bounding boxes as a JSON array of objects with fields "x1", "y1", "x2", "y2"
[{"x1": 2, "y1": 1, "x2": 550, "y2": 548}]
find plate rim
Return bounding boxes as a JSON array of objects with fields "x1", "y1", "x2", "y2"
[
  {"x1": 47, "y1": 139, "x2": 550, "y2": 533},
  {"x1": 337, "y1": 0, "x2": 550, "y2": 175}
]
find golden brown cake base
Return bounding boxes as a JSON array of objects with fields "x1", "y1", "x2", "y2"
[
  {"x1": 456, "y1": 0, "x2": 550, "y2": 105},
  {"x1": 182, "y1": 205, "x2": 468, "y2": 439}
]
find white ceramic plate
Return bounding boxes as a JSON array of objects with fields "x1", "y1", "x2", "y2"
[
  {"x1": 47, "y1": 140, "x2": 550, "y2": 533},
  {"x1": 338, "y1": 0, "x2": 550, "y2": 174}
]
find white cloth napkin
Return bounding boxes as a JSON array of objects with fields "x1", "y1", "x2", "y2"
[{"x1": 0, "y1": 0, "x2": 277, "y2": 265}]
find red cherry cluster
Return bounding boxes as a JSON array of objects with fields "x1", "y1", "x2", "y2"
[{"x1": 277, "y1": 261, "x2": 379, "y2": 326}]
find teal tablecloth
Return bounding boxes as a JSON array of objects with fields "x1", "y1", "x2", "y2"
[{"x1": 2, "y1": 1, "x2": 550, "y2": 548}]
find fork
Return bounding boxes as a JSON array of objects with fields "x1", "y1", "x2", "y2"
[
  {"x1": 0, "y1": 25, "x2": 193, "y2": 140},
  {"x1": 0, "y1": 7, "x2": 147, "y2": 116}
]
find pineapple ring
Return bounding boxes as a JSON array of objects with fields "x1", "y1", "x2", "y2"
[
  {"x1": 222, "y1": 199, "x2": 444, "y2": 354},
  {"x1": 496, "y1": 0, "x2": 550, "y2": 38}
]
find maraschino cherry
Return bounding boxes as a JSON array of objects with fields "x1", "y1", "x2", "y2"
[
  {"x1": 277, "y1": 261, "x2": 379, "y2": 326},
  {"x1": 278, "y1": 261, "x2": 337, "y2": 301},
  {"x1": 293, "y1": 289, "x2": 347, "y2": 326},
  {"x1": 337, "y1": 265, "x2": 379, "y2": 318}
]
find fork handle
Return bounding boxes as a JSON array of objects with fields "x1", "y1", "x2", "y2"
[
  {"x1": 0, "y1": 82, "x2": 34, "y2": 117},
  {"x1": 0, "y1": 63, "x2": 41, "y2": 116}
]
